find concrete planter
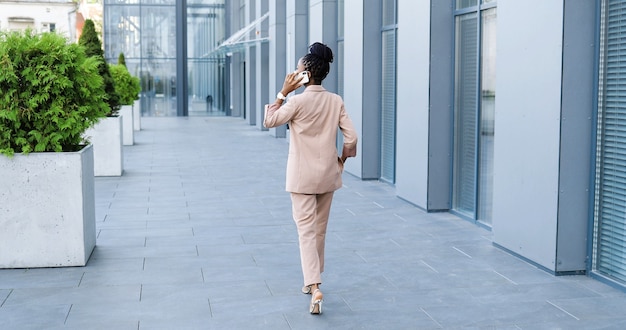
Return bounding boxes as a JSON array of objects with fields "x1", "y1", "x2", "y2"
[
  {"x1": 133, "y1": 99, "x2": 141, "y2": 131},
  {"x1": 120, "y1": 105, "x2": 134, "y2": 145},
  {"x1": 85, "y1": 116, "x2": 123, "y2": 176},
  {"x1": 0, "y1": 145, "x2": 96, "y2": 268}
]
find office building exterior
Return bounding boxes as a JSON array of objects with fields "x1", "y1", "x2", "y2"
[
  {"x1": 103, "y1": 0, "x2": 227, "y2": 117},
  {"x1": 0, "y1": 0, "x2": 78, "y2": 40},
  {"x1": 101, "y1": 0, "x2": 626, "y2": 291}
]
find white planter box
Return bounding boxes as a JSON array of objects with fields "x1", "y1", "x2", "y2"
[
  {"x1": 120, "y1": 105, "x2": 134, "y2": 145},
  {"x1": 133, "y1": 99, "x2": 141, "y2": 131},
  {"x1": 0, "y1": 145, "x2": 96, "y2": 268},
  {"x1": 85, "y1": 116, "x2": 123, "y2": 176}
]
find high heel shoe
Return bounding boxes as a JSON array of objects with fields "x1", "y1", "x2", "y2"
[
  {"x1": 302, "y1": 285, "x2": 312, "y2": 294},
  {"x1": 310, "y1": 289, "x2": 323, "y2": 314}
]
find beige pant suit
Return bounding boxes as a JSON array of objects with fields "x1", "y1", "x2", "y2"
[{"x1": 264, "y1": 85, "x2": 358, "y2": 286}]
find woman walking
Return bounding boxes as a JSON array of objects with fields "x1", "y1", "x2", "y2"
[{"x1": 264, "y1": 42, "x2": 358, "y2": 314}]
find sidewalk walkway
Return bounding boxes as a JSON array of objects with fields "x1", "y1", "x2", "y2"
[{"x1": 2, "y1": 117, "x2": 626, "y2": 329}]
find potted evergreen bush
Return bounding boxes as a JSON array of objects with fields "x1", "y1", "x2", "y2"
[
  {"x1": 80, "y1": 19, "x2": 124, "y2": 176},
  {"x1": 0, "y1": 29, "x2": 108, "y2": 268},
  {"x1": 110, "y1": 53, "x2": 140, "y2": 145},
  {"x1": 118, "y1": 52, "x2": 142, "y2": 131}
]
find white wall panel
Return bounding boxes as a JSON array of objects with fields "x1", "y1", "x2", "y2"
[
  {"x1": 395, "y1": 0, "x2": 431, "y2": 208},
  {"x1": 342, "y1": 0, "x2": 364, "y2": 176},
  {"x1": 492, "y1": 0, "x2": 564, "y2": 271}
]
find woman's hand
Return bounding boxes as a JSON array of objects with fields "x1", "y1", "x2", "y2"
[
  {"x1": 280, "y1": 71, "x2": 305, "y2": 96},
  {"x1": 341, "y1": 145, "x2": 357, "y2": 163}
]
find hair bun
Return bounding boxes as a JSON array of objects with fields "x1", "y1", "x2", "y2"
[{"x1": 309, "y1": 42, "x2": 334, "y2": 63}]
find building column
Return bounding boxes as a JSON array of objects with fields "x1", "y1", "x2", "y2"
[
  {"x1": 268, "y1": 0, "x2": 287, "y2": 137},
  {"x1": 308, "y1": 0, "x2": 337, "y2": 93},
  {"x1": 255, "y1": 0, "x2": 270, "y2": 131},
  {"x1": 342, "y1": 0, "x2": 381, "y2": 179},
  {"x1": 286, "y1": 0, "x2": 308, "y2": 75},
  {"x1": 176, "y1": 0, "x2": 188, "y2": 116},
  {"x1": 245, "y1": 0, "x2": 256, "y2": 125},
  {"x1": 395, "y1": 0, "x2": 433, "y2": 209},
  {"x1": 226, "y1": 0, "x2": 243, "y2": 118}
]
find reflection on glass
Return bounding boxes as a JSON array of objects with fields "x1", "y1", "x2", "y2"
[
  {"x1": 453, "y1": 12, "x2": 478, "y2": 218},
  {"x1": 141, "y1": 4, "x2": 177, "y2": 116},
  {"x1": 187, "y1": 2, "x2": 226, "y2": 116},
  {"x1": 381, "y1": 30, "x2": 396, "y2": 183},
  {"x1": 104, "y1": 0, "x2": 225, "y2": 117},
  {"x1": 382, "y1": 0, "x2": 397, "y2": 26},
  {"x1": 338, "y1": 0, "x2": 344, "y2": 38},
  {"x1": 477, "y1": 7, "x2": 496, "y2": 224},
  {"x1": 456, "y1": 0, "x2": 478, "y2": 10}
]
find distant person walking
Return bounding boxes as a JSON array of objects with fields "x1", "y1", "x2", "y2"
[
  {"x1": 264, "y1": 42, "x2": 358, "y2": 314},
  {"x1": 206, "y1": 94, "x2": 213, "y2": 111}
]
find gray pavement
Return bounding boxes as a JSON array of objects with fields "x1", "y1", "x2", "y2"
[{"x1": 2, "y1": 117, "x2": 626, "y2": 329}]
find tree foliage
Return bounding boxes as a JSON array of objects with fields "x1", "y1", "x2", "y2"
[
  {"x1": 79, "y1": 19, "x2": 120, "y2": 116},
  {"x1": 118, "y1": 52, "x2": 126, "y2": 67},
  {"x1": 0, "y1": 30, "x2": 109, "y2": 156},
  {"x1": 110, "y1": 63, "x2": 140, "y2": 106}
]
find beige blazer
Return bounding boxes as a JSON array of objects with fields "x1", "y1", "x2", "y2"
[{"x1": 264, "y1": 85, "x2": 358, "y2": 194}]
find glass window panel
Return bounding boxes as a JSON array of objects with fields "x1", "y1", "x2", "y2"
[
  {"x1": 188, "y1": 3, "x2": 226, "y2": 116},
  {"x1": 477, "y1": 7, "x2": 497, "y2": 224},
  {"x1": 142, "y1": 0, "x2": 176, "y2": 4},
  {"x1": 104, "y1": 5, "x2": 141, "y2": 60},
  {"x1": 336, "y1": 40, "x2": 345, "y2": 153},
  {"x1": 338, "y1": 0, "x2": 344, "y2": 38},
  {"x1": 593, "y1": 0, "x2": 626, "y2": 285},
  {"x1": 381, "y1": 30, "x2": 397, "y2": 183},
  {"x1": 337, "y1": 41, "x2": 344, "y2": 98},
  {"x1": 188, "y1": 0, "x2": 222, "y2": 4},
  {"x1": 104, "y1": 0, "x2": 226, "y2": 117},
  {"x1": 456, "y1": 0, "x2": 478, "y2": 10},
  {"x1": 140, "y1": 59, "x2": 177, "y2": 116},
  {"x1": 382, "y1": 0, "x2": 397, "y2": 26},
  {"x1": 104, "y1": 0, "x2": 141, "y2": 4},
  {"x1": 453, "y1": 12, "x2": 478, "y2": 217}
]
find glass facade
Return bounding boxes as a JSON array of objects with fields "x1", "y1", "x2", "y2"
[
  {"x1": 452, "y1": 1, "x2": 496, "y2": 225},
  {"x1": 594, "y1": 0, "x2": 626, "y2": 286},
  {"x1": 336, "y1": 0, "x2": 345, "y2": 153},
  {"x1": 103, "y1": 0, "x2": 226, "y2": 117},
  {"x1": 381, "y1": 0, "x2": 397, "y2": 184}
]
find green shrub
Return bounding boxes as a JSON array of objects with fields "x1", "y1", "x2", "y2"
[
  {"x1": 110, "y1": 63, "x2": 141, "y2": 106},
  {"x1": 118, "y1": 52, "x2": 126, "y2": 67},
  {"x1": 79, "y1": 19, "x2": 120, "y2": 116},
  {"x1": 0, "y1": 30, "x2": 109, "y2": 156}
]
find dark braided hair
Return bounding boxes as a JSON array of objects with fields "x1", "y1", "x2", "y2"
[{"x1": 301, "y1": 42, "x2": 334, "y2": 84}]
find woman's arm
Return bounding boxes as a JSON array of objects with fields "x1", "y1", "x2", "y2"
[
  {"x1": 339, "y1": 104, "x2": 358, "y2": 163},
  {"x1": 263, "y1": 71, "x2": 304, "y2": 128}
]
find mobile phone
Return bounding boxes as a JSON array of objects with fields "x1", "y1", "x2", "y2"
[{"x1": 298, "y1": 71, "x2": 309, "y2": 85}]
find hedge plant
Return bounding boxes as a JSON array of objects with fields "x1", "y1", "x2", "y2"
[
  {"x1": 109, "y1": 62, "x2": 140, "y2": 106},
  {"x1": 79, "y1": 19, "x2": 120, "y2": 116},
  {"x1": 0, "y1": 30, "x2": 109, "y2": 156}
]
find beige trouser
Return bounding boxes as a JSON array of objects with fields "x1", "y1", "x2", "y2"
[{"x1": 290, "y1": 191, "x2": 334, "y2": 287}]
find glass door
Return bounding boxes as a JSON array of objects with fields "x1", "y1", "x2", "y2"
[{"x1": 452, "y1": 1, "x2": 496, "y2": 225}]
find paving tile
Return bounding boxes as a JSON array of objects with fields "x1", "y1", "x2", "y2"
[
  {"x1": 63, "y1": 319, "x2": 140, "y2": 330},
  {"x1": 422, "y1": 300, "x2": 578, "y2": 328},
  {"x1": 3, "y1": 285, "x2": 141, "y2": 307},
  {"x1": 79, "y1": 268, "x2": 203, "y2": 287},
  {"x1": 64, "y1": 301, "x2": 143, "y2": 325},
  {"x1": 0, "y1": 304, "x2": 70, "y2": 329},
  {"x1": 84, "y1": 256, "x2": 145, "y2": 272},
  {"x1": 0, "y1": 289, "x2": 10, "y2": 306},
  {"x1": 2, "y1": 117, "x2": 626, "y2": 329},
  {"x1": 548, "y1": 296, "x2": 626, "y2": 321},
  {"x1": 0, "y1": 267, "x2": 84, "y2": 289}
]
